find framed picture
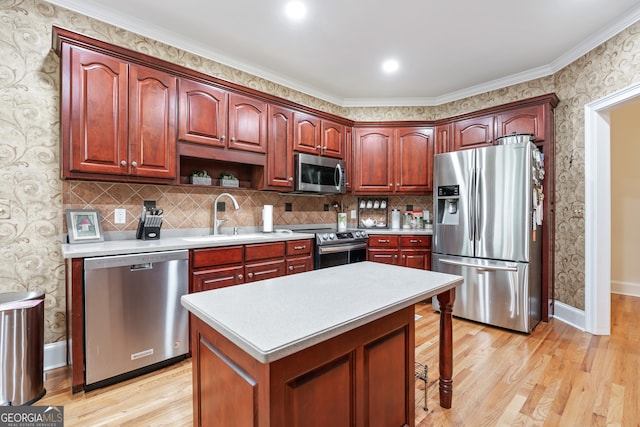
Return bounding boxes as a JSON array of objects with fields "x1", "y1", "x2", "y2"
[{"x1": 65, "y1": 209, "x2": 104, "y2": 244}]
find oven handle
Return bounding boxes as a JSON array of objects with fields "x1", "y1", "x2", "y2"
[{"x1": 317, "y1": 242, "x2": 367, "y2": 255}]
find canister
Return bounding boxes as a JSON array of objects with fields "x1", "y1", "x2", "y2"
[{"x1": 391, "y1": 209, "x2": 401, "y2": 229}]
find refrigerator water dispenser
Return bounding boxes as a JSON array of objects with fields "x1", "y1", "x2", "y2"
[{"x1": 437, "y1": 185, "x2": 460, "y2": 225}]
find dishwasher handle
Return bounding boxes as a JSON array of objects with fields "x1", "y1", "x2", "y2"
[{"x1": 84, "y1": 250, "x2": 189, "y2": 270}]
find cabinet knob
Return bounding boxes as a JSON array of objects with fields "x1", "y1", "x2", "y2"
[
  {"x1": 315, "y1": 145, "x2": 321, "y2": 149},
  {"x1": 238, "y1": 274, "x2": 243, "y2": 280},
  {"x1": 402, "y1": 255, "x2": 406, "y2": 259},
  {"x1": 248, "y1": 272, "x2": 254, "y2": 279},
  {"x1": 394, "y1": 255, "x2": 398, "y2": 259},
  {"x1": 231, "y1": 137, "x2": 236, "y2": 142},
  {"x1": 396, "y1": 183, "x2": 400, "y2": 186},
  {"x1": 321, "y1": 146, "x2": 326, "y2": 151},
  {"x1": 120, "y1": 160, "x2": 127, "y2": 167},
  {"x1": 221, "y1": 135, "x2": 226, "y2": 141},
  {"x1": 131, "y1": 161, "x2": 138, "y2": 168},
  {"x1": 288, "y1": 177, "x2": 293, "y2": 181},
  {"x1": 389, "y1": 183, "x2": 393, "y2": 187},
  {"x1": 289, "y1": 266, "x2": 294, "y2": 271}
]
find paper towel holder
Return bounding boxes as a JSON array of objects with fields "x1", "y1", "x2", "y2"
[{"x1": 262, "y1": 205, "x2": 274, "y2": 233}]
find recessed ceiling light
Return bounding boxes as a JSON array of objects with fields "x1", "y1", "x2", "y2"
[
  {"x1": 285, "y1": 1, "x2": 307, "y2": 20},
  {"x1": 382, "y1": 59, "x2": 399, "y2": 74}
]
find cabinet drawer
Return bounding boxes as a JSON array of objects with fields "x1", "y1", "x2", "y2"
[
  {"x1": 286, "y1": 255, "x2": 313, "y2": 275},
  {"x1": 245, "y1": 259, "x2": 286, "y2": 282},
  {"x1": 192, "y1": 265, "x2": 244, "y2": 292},
  {"x1": 399, "y1": 235, "x2": 431, "y2": 248},
  {"x1": 192, "y1": 246, "x2": 243, "y2": 269},
  {"x1": 286, "y1": 239, "x2": 312, "y2": 256},
  {"x1": 245, "y1": 242, "x2": 286, "y2": 261},
  {"x1": 368, "y1": 235, "x2": 399, "y2": 247}
]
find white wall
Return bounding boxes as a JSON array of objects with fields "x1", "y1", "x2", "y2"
[{"x1": 610, "y1": 102, "x2": 640, "y2": 297}]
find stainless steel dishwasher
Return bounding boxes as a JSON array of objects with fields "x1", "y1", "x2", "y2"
[{"x1": 83, "y1": 250, "x2": 189, "y2": 389}]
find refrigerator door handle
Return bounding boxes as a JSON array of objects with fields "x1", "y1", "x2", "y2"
[
  {"x1": 475, "y1": 167, "x2": 481, "y2": 242},
  {"x1": 468, "y1": 167, "x2": 475, "y2": 241},
  {"x1": 439, "y1": 259, "x2": 518, "y2": 272}
]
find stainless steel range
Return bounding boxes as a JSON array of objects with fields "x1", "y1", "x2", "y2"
[{"x1": 298, "y1": 228, "x2": 368, "y2": 269}]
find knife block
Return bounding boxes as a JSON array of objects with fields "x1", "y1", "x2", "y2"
[{"x1": 136, "y1": 216, "x2": 162, "y2": 240}]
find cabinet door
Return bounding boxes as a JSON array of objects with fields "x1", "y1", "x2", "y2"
[
  {"x1": 128, "y1": 65, "x2": 177, "y2": 178},
  {"x1": 435, "y1": 123, "x2": 452, "y2": 154},
  {"x1": 178, "y1": 78, "x2": 227, "y2": 147},
  {"x1": 344, "y1": 127, "x2": 353, "y2": 191},
  {"x1": 400, "y1": 249, "x2": 430, "y2": 270},
  {"x1": 321, "y1": 120, "x2": 344, "y2": 159},
  {"x1": 353, "y1": 128, "x2": 394, "y2": 193},
  {"x1": 367, "y1": 249, "x2": 398, "y2": 265},
  {"x1": 67, "y1": 46, "x2": 128, "y2": 175},
  {"x1": 453, "y1": 116, "x2": 495, "y2": 151},
  {"x1": 266, "y1": 105, "x2": 294, "y2": 189},
  {"x1": 496, "y1": 105, "x2": 545, "y2": 141},
  {"x1": 192, "y1": 265, "x2": 244, "y2": 292},
  {"x1": 228, "y1": 93, "x2": 267, "y2": 153},
  {"x1": 395, "y1": 127, "x2": 434, "y2": 193},
  {"x1": 245, "y1": 259, "x2": 286, "y2": 282},
  {"x1": 293, "y1": 112, "x2": 321, "y2": 154}
]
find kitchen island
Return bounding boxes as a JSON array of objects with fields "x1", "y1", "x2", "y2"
[{"x1": 181, "y1": 261, "x2": 463, "y2": 427}]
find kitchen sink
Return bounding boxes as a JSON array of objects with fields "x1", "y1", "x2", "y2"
[{"x1": 181, "y1": 233, "x2": 273, "y2": 243}]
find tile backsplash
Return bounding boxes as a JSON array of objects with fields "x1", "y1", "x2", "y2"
[{"x1": 62, "y1": 181, "x2": 433, "y2": 234}]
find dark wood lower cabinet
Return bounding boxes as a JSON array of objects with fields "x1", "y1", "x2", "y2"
[{"x1": 190, "y1": 306, "x2": 415, "y2": 427}]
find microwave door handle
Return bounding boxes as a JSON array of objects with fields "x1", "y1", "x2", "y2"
[{"x1": 335, "y1": 163, "x2": 343, "y2": 189}]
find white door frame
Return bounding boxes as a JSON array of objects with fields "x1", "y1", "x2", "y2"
[{"x1": 584, "y1": 82, "x2": 640, "y2": 335}]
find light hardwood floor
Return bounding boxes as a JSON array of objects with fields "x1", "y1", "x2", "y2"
[{"x1": 39, "y1": 294, "x2": 640, "y2": 426}]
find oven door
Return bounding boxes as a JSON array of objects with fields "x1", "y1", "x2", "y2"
[{"x1": 316, "y1": 242, "x2": 367, "y2": 269}]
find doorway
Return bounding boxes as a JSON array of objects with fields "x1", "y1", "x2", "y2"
[{"x1": 585, "y1": 82, "x2": 640, "y2": 335}]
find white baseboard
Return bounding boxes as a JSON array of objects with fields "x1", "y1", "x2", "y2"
[
  {"x1": 551, "y1": 301, "x2": 586, "y2": 331},
  {"x1": 611, "y1": 280, "x2": 640, "y2": 297},
  {"x1": 44, "y1": 341, "x2": 67, "y2": 371}
]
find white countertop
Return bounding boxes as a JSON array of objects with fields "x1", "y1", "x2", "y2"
[
  {"x1": 361, "y1": 228, "x2": 432, "y2": 235},
  {"x1": 181, "y1": 262, "x2": 462, "y2": 363},
  {"x1": 61, "y1": 231, "x2": 315, "y2": 258}
]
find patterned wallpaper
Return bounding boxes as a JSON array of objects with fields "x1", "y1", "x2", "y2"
[{"x1": 2, "y1": 0, "x2": 640, "y2": 343}]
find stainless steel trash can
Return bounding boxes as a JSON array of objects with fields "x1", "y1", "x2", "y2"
[{"x1": 0, "y1": 291, "x2": 46, "y2": 406}]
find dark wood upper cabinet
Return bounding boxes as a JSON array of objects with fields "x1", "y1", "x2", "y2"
[
  {"x1": 353, "y1": 127, "x2": 433, "y2": 194},
  {"x1": 320, "y1": 120, "x2": 344, "y2": 158},
  {"x1": 293, "y1": 112, "x2": 322, "y2": 154},
  {"x1": 353, "y1": 128, "x2": 395, "y2": 193},
  {"x1": 66, "y1": 46, "x2": 128, "y2": 176},
  {"x1": 177, "y1": 78, "x2": 227, "y2": 148},
  {"x1": 63, "y1": 45, "x2": 176, "y2": 180},
  {"x1": 266, "y1": 105, "x2": 294, "y2": 190},
  {"x1": 435, "y1": 123, "x2": 452, "y2": 154},
  {"x1": 453, "y1": 115, "x2": 495, "y2": 150},
  {"x1": 496, "y1": 104, "x2": 545, "y2": 141},
  {"x1": 228, "y1": 93, "x2": 267, "y2": 153},
  {"x1": 128, "y1": 64, "x2": 177, "y2": 179},
  {"x1": 395, "y1": 127, "x2": 433, "y2": 192}
]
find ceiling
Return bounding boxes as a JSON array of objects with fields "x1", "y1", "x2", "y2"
[{"x1": 49, "y1": 0, "x2": 640, "y2": 107}]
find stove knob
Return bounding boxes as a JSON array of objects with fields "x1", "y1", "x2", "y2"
[
  {"x1": 329, "y1": 233, "x2": 336, "y2": 240},
  {"x1": 355, "y1": 231, "x2": 362, "y2": 238},
  {"x1": 322, "y1": 233, "x2": 329, "y2": 241}
]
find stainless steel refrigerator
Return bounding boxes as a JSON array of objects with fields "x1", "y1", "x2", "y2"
[{"x1": 432, "y1": 142, "x2": 544, "y2": 333}]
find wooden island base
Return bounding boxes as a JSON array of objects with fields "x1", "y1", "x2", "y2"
[{"x1": 190, "y1": 290, "x2": 455, "y2": 427}]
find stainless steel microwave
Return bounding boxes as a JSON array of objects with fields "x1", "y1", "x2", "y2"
[{"x1": 294, "y1": 153, "x2": 346, "y2": 194}]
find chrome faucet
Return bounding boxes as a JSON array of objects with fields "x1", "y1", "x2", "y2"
[{"x1": 213, "y1": 193, "x2": 240, "y2": 235}]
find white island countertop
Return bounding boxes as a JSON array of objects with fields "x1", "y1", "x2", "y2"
[{"x1": 181, "y1": 262, "x2": 463, "y2": 363}]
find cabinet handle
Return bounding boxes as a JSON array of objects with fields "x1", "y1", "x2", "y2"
[
  {"x1": 247, "y1": 272, "x2": 254, "y2": 279},
  {"x1": 294, "y1": 245, "x2": 306, "y2": 250},
  {"x1": 131, "y1": 161, "x2": 138, "y2": 168},
  {"x1": 378, "y1": 239, "x2": 390, "y2": 243},
  {"x1": 410, "y1": 239, "x2": 422, "y2": 243},
  {"x1": 120, "y1": 160, "x2": 127, "y2": 166},
  {"x1": 238, "y1": 274, "x2": 243, "y2": 280}
]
